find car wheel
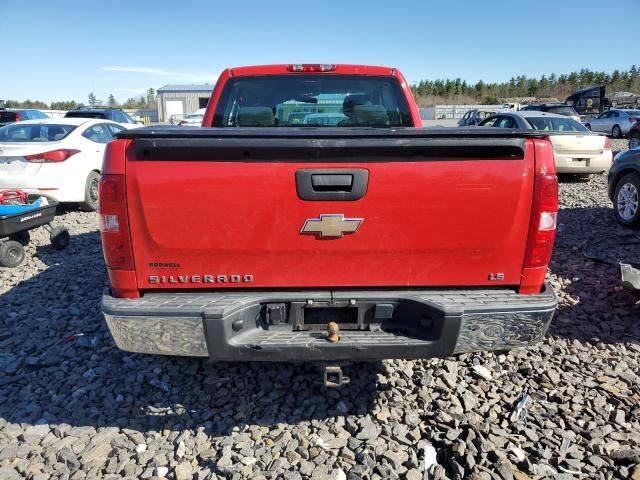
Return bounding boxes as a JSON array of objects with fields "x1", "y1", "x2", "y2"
[
  {"x1": 0, "y1": 240, "x2": 25, "y2": 268},
  {"x1": 80, "y1": 171, "x2": 101, "y2": 211},
  {"x1": 612, "y1": 125, "x2": 622, "y2": 139},
  {"x1": 614, "y1": 173, "x2": 640, "y2": 228},
  {"x1": 585, "y1": 124, "x2": 591, "y2": 131},
  {"x1": 630, "y1": 135, "x2": 640, "y2": 150},
  {"x1": 50, "y1": 226, "x2": 70, "y2": 250}
]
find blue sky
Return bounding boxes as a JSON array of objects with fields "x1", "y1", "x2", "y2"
[{"x1": 1, "y1": 0, "x2": 638, "y2": 104}]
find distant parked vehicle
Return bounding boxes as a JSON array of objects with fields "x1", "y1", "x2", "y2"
[
  {"x1": 169, "y1": 114, "x2": 185, "y2": 125},
  {"x1": 479, "y1": 111, "x2": 612, "y2": 175},
  {"x1": 0, "y1": 118, "x2": 127, "y2": 210},
  {"x1": 178, "y1": 108, "x2": 206, "y2": 126},
  {"x1": 457, "y1": 109, "x2": 494, "y2": 126},
  {"x1": 520, "y1": 103, "x2": 580, "y2": 122},
  {"x1": 496, "y1": 102, "x2": 521, "y2": 112},
  {"x1": 608, "y1": 148, "x2": 640, "y2": 227},
  {"x1": 302, "y1": 112, "x2": 347, "y2": 126},
  {"x1": 565, "y1": 85, "x2": 605, "y2": 116},
  {"x1": 585, "y1": 109, "x2": 640, "y2": 138},
  {"x1": 566, "y1": 86, "x2": 640, "y2": 117},
  {"x1": 0, "y1": 109, "x2": 49, "y2": 127},
  {"x1": 606, "y1": 91, "x2": 640, "y2": 108},
  {"x1": 65, "y1": 107, "x2": 142, "y2": 128}
]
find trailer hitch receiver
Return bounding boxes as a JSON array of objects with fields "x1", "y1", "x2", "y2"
[{"x1": 324, "y1": 366, "x2": 350, "y2": 388}]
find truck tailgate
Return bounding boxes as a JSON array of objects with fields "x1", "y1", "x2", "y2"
[{"x1": 121, "y1": 128, "x2": 538, "y2": 290}]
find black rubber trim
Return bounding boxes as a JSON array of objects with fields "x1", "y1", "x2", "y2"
[
  {"x1": 296, "y1": 168, "x2": 368, "y2": 201},
  {"x1": 116, "y1": 127, "x2": 543, "y2": 163},
  {"x1": 129, "y1": 137, "x2": 527, "y2": 162}
]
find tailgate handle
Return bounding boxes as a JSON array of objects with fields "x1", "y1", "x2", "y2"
[
  {"x1": 311, "y1": 174, "x2": 353, "y2": 191},
  {"x1": 296, "y1": 169, "x2": 368, "y2": 201}
]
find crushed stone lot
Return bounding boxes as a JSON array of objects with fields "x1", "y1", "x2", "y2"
[{"x1": 1, "y1": 140, "x2": 639, "y2": 480}]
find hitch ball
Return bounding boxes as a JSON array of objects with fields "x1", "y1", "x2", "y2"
[{"x1": 326, "y1": 322, "x2": 340, "y2": 343}]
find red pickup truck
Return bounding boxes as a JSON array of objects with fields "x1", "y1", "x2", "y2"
[{"x1": 99, "y1": 64, "x2": 558, "y2": 366}]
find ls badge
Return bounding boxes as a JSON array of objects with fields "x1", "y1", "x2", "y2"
[{"x1": 300, "y1": 214, "x2": 363, "y2": 238}]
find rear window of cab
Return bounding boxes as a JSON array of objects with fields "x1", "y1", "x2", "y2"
[{"x1": 212, "y1": 75, "x2": 413, "y2": 128}]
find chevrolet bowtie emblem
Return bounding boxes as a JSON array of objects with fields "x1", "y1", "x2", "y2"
[{"x1": 300, "y1": 214, "x2": 363, "y2": 238}]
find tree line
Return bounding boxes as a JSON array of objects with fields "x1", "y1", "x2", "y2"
[
  {"x1": 2, "y1": 88, "x2": 158, "y2": 111},
  {"x1": 411, "y1": 65, "x2": 640, "y2": 106}
]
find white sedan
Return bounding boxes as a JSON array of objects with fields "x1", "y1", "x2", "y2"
[
  {"x1": 0, "y1": 118, "x2": 126, "y2": 210},
  {"x1": 479, "y1": 111, "x2": 612, "y2": 174}
]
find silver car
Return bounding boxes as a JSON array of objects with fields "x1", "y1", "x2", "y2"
[{"x1": 585, "y1": 109, "x2": 640, "y2": 138}]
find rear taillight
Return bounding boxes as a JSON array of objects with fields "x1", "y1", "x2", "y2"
[
  {"x1": 629, "y1": 117, "x2": 638, "y2": 123},
  {"x1": 99, "y1": 174, "x2": 134, "y2": 271},
  {"x1": 25, "y1": 149, "x2": 80, "y2": 163},
  {"x1": 604, "y1": 137, "x2": 612, "y2": 149},
  {"x1": 521, "y1": 139, "x2": 558, "y2": 294},
  {"x1": 14, "y1": 112, "x2": 21, "y2": 122},
  {"x1": 287, "y1": 64, "x2": 336, "y2": 72}
]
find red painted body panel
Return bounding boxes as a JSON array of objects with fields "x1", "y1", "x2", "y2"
[
  {"x1": 202, "y1": 64, "x2": 422, "y2": 128},
  {"x1": 101, "y1": 65, "x2": 557, "y2": 298},
  {"x1": 124, "y1": 144, "x2": 535, "y2": 291}
]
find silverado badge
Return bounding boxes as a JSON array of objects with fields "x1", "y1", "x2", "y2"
[{"x1": 300, "y1": 214, "x2": 363, "y2": 238}]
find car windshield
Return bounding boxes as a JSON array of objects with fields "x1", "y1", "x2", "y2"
[
  {"x1": 0, "y1": 123, "x2": 77, "y2": 142},
  {"x1": 547, "y1": 106, "x2": 578, "y2": 116},
  {"x1": 526, "y1": 117, "x2": 589, "y2": 132},
  {"x1": 185, "y1": 114, "x2": 203, "y2": 120},
  {"x1": 212, "y1": 74, "x2": 413, "y2": 127},
  {"x1": 623, "y1": 110, "x2": 640, "y2": 116}
]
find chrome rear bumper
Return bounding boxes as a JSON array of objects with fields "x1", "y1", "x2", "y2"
[{"x1": 102, "y1": 286, "x2": 557, "y2": 361}]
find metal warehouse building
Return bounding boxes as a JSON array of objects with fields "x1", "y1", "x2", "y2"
[{"x1": 157, "y1": 84, "x2": 214, "y2": 122}]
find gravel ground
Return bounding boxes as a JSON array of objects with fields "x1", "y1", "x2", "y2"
[{"x1": 1, "y1": 139, "x2": 639, "y2": 480}]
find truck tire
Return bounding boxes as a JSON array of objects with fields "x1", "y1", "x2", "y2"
[
  {"x1": 80, "y1": 171, "x2": 100, "y2": 211},
  {"x1": 614, "y1": 173, "x2": 640, "y2": 228},
  {"x1": 0, "y1": 240, "x2": 25, "y2": 268}
]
